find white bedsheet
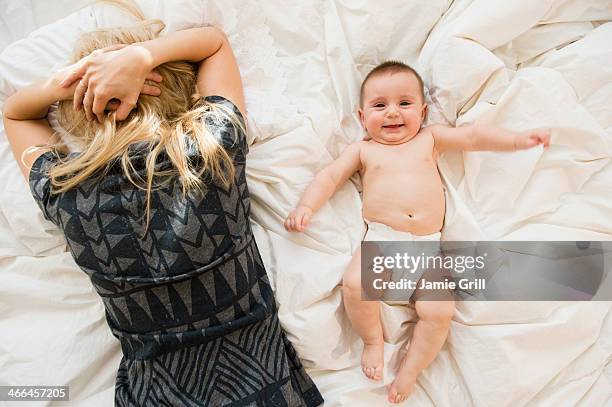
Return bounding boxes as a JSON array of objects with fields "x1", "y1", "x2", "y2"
[{"x1": 1, "y1": 1, "x2": 611, "y2": 406}]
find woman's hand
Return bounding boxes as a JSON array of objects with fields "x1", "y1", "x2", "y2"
[
  {"x1": 59, "y1": 45, "x2": 163, "y2": 122},
  {"x1": 284, "y1": 205, "x2": 313, "y2": 232},
  {"x1": 49, "y1": 66, "x2": 83, "y2": 102}
]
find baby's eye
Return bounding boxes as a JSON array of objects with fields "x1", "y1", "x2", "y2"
[
  {"x1": 373, "y1": 103, "x2": 385, "y2": 108},
  {"x1": 400, "y1": 101, "x2": 412, "y2": 106}
]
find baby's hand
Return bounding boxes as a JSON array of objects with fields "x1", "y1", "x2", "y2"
[
  {"x1": 514, "y1": 130, "x2": 551, "y2": 150},
  {"x1": 284, "y1": 205, "x2": 313, "y2": 232}
]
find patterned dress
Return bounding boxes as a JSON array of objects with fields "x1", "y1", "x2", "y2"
[{"x1": 29, "y1": 96, "x2": 324, "y2": 407}]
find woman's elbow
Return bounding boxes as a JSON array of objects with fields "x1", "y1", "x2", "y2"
[
  {"x1": 203, "y1": 25, "x2": 229, "y2": 51},
  {"x1": 3, "y1": 98, "x2": 17, "y2": 121}
]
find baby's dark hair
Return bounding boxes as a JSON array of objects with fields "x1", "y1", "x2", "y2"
[{"x1": 360, "y1": 61, "x2": 425, "y2": 106}]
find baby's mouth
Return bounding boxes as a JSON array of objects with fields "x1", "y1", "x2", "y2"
[{"x1": 383, "y1": 124, "x2": 404, "y2": 129}]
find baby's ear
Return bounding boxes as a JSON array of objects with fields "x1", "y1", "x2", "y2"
[{"x1": 421, "y1": 104, "x2": 428, "y2": 122}]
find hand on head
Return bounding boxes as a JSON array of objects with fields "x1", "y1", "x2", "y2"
[
  {"x1": 515, "y1": 130, "x2": 551, "y2": 150},
  {"x1": 58, "y1": 44, "x2": 162, "y2": 122}
]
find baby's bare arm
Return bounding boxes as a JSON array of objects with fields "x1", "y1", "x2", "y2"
[
  {"x1": 429, "y1": 124, "x2": 550, "y2": 153},
  {"x1": 298, "y1": 142, "x2": 362, "y2": 213},
  {"x1": 285, "y1": 142, "x2": 362, "y2": 232}
]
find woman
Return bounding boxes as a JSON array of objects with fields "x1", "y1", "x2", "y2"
[{"x1": 3, "y1": 17, "x2": 324, "y2": 407}]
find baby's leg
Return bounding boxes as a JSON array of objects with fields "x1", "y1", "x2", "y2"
[
  {"x1": 342, "y1": 247, "x2": 384, "y2": 381},
  {"x1": 388, "y1": 292, "x2": 455, "y2": 404}
]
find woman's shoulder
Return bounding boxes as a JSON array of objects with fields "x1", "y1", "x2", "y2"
[
  {"x1": 28, "y1": 150, "x2": 67, "y2": 225},
  {"x1": 29, "y1": 150, "x2": 70, "y2": 187},
  {"x1": 202, "y1": 95, "x2": 244, "y2": 118},
  {"x1": 198, "y1": 95, "x2": 248, "y2": 152},
  {"x1": 200, "y1": 95, "x2": 246, "y2": 129}
]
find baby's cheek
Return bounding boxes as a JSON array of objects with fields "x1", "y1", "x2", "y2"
[
  {"x1": 368, "y1": 118, "x2": 380, "y2": 131},
  {"x1": 409, "y1": 121, "x2": 421, "y2": 134},
  {"x1": 413, "y1": 114, "x2": 424, "y2": 127}
]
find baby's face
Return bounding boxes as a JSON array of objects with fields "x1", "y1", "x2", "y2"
[{"x1": 359, "y1": 71, "x2": 426, "y2": 145}]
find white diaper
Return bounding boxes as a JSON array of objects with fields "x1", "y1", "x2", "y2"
[{"x1": 362, "y1": 219, "x2": 442, "y2": 303}]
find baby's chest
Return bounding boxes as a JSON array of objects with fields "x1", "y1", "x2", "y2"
[{"x1": 362, "y1": 146, "x2": 434, "y2": 174}]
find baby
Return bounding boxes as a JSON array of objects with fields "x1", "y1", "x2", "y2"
[{"x1": 285, "y1": 61, "x2": 550, "y2": 403}]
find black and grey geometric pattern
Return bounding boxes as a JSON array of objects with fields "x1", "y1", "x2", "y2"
[{"x1": 29, "y1": 96, "x2": 323, "y2": 407}]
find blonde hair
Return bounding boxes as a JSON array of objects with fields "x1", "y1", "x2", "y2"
[{"x1": 49, "y1": 18, "x2": 244, "y2": 227}]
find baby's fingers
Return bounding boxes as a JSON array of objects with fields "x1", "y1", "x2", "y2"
[
  {"x1": 531, "y1": 135, "x2": 546, "y2": 147},
  {"x1": 526, "y1": 136, "x2": 540, "y2": 148},
  {"x1": 284, "y1": 215, "x2": 295, "y2": 232},
  {"x1": 299, "y1": 213, "x2": 310, "y2": 231},
  {"x1": 540, "y1": 132, "x2": 551, "y2": 147},
  {"x1": 296, "y1": 214, "x2": 305, "y2": 232},
  {"x1": 529, "y1": 131, "x2": 551, "y2": 147}
]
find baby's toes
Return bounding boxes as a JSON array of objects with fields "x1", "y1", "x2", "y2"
[
  {"x1": 362, "y1": 366, "x2": 370, "y2": 378},
  {"x1": 388, "y1": 390, "x2": 398, "y2": 404}
]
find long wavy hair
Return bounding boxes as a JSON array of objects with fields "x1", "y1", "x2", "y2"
[{"x1": 48, "y1": 17, "x2": 243, "y2": 227}]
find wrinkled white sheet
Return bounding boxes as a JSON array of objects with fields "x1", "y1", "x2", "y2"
[{"x1": 1, "y1": 1, "x2": 611, "y2": 406}]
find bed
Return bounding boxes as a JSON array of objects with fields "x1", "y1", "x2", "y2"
[{"x1": 1, "y1": 0, "x2": 611, "y2": 405}]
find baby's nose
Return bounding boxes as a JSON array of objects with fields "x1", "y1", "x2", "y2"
[{"x1": 386, "y1": 106, "x2": 399, "y2": 116}]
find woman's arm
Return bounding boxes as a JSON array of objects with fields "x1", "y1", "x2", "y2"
[
  {"x1": 64, "y1": 26, "x2": 245, "y2": 121},
  {"x1": 194, "y1": 29, "x2": 246, "y2": 117},
  {"x1": 3, "y1": 76, "x2": 70, "y2": 177},
  {"x1": 3, "y1": 52, "x2": 160, "y2": 179}
]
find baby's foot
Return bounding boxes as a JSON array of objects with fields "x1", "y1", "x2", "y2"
[
  {"x1": 387, "y1": 353, "x2": 417, "y2": 404},
  {"x1": 361, "y1": 342, "x2": 384, "y2": 381}
]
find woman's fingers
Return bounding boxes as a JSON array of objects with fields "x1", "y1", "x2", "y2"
[
  {"x1": 101, "y1": 44, "x2": 128, "y2": 53},
  {"x1": 60, "y1": 52, "x2": 98, "y2": 88},
  {"x1": 83, "y1": 88, "x2": 95, "y2": 121},
  {"x1": 60, "y1": 46, "x2": 130, "y2": 89},
  {"x1": 64, "y1": 45, "x2": 165, "y2": 121},
  {"x1": 60, "y1": 46, "x2": 128, "y2": 89},
  {"x1": 146, "y1": 71, "x2": 163, "y2": 83},
  {"x1": 74, "y1": 83, "x2": 160, "y2": 119},
  {"x1": 92, "y1": 93, "x2": 112, "y2": 122},
  {"x1": 141, "y1": 84, "x2": 161, "y2": 96},
  {"x1": 73, "y1": 79, "x2": 88, "y2": 111},
  {"x1": 114, "y1": 101, "x2": 136, "y2": 121},
  {"x1": 59, "y1": 63, "x2": 88, "y2": 88},
  {"x1": 105, "y1": 99, "x2": 120, "y2": 111}
]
